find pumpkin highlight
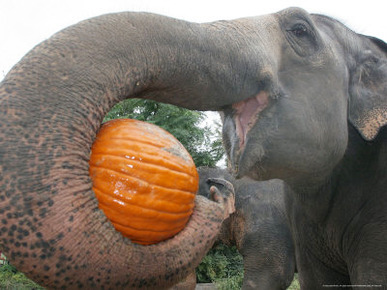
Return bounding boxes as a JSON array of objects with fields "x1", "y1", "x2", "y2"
[{"x1": 89, "y1": 118, "x2": 198, "y2": 245}]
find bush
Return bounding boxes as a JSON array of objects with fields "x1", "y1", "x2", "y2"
[
  {"x1": 196, "y1": 243, "x2": 244, "y2": 289},
  {"x1": 0, "y1": 264, "x2": 44, "y2": 289},
  {"x1": 287, "y1": 274, "x2": 300, "y2": 290}
]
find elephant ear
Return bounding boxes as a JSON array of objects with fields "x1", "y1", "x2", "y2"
[{"x1": 348, "y1": 36, "x2": 387, "y2": 141}]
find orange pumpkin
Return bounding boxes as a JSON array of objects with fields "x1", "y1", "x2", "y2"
[{"x1": 89, "y1": 118, "x2": 198, "y2": 245}]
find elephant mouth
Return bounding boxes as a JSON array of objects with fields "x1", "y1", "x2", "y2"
[{"x1": 232, "y1": 91, "x2": 269, "y2": 149}]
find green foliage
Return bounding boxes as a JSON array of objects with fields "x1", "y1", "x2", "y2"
[
  {"x1": 104, "y1": 98, "x2": 224, "y2": 167},
  {"x1": 287, "y1": 274, "x2": 300, "y2": 290},
  {"x1": 0, "y1": 264, "x2": 44, "y2": 289},
  {"x1": 196, "y1": 243, "x2": 244, "y2": 289},
  {"x1": 216, "y1": 274, "x2": 244, "y2": 290}
]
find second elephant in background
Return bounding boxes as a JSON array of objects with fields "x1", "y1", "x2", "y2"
[{"x1": 198, "y1": 167, "x2": 296, "y2": 290}]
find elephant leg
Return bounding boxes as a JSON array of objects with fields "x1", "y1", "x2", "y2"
[
  {"x1": 240, "y1": 232, "x2": 295, "y2": 290},
  {"x1": 346, "y1": 230, "x2": 387, "y2": 288},
  {"x1": 296, "y1": 246, "x2": 350, "y2": 289}
]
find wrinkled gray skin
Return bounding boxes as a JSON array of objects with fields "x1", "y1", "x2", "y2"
[
  {"x1": 0, "y1": 10, "x2": 260, "y2": 290},
  {"x1": 0, "y1": 7, "x2": 385, "y2": 290},
  {"x1": 220, "y1": 8, "x2": 387, "y2": 290},
  {"x1": 198, "y1": 167, "x2": 296, "y2": 289}
]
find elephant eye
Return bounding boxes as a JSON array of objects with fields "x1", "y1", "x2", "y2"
[
  {"x1": 288, "y1": 23, "x2": 308, "y2": 37},
  {"x1": 284, "y1": 18, "x2": 319, "y2": 57}
]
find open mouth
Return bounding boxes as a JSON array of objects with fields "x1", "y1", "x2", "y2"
[{"x1": 232, "y1": 91, "x2": 269, "y2": 148}]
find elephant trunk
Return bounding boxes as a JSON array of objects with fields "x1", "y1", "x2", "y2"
[{"x1": 0, "y1": 12, "x2": 253, "y2": 288}]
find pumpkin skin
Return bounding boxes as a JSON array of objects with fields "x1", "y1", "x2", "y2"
[{"x1": 89, "y1": 118, "x2": 199, "y2": 245}]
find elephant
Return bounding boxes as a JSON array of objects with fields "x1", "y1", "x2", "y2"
[
  {"x1": 0, "y1": 11, "x2": 250, "y2": 290},
  {"x1": 0, "y1": 6, "x2": 385, "y2": 290},
  {"x1": 219, "y1": 8, "x2": 386, "y2": 290},
  {"x1": 197, "y1": 167, "x2": 296, "y2": 289}
]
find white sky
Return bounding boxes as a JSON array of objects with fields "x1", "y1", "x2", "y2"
[{"x1": 0, "y1": 0, "x2": 386, "y2": 79}]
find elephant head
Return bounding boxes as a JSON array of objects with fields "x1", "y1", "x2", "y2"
[
  {"x1": 219, "y1": 7, "x2": 386, "y2": 288},
  {"x1": 198, "y1": 167, "x2": 296, "y2": 289},
  {"x1": 221, "y1": 8, "x2": 386, "y2": 186}
]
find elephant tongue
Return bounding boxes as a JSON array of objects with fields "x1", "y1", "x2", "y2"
[{"x1": 233, "y1": 91, "x2": 269, "y2": 147}]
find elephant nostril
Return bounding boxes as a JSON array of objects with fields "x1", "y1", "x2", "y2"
[{"x1": 232, "y1": 91, "x2": 269, "y2": 148}]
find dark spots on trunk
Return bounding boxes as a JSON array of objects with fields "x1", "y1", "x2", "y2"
[
  {"x1": 10, "y1": 251, "x2": 22, "y2": 260},
  {"x1": 4, "y1": 87, "x2": 13, "y2": 94},
  {"x1": 8, "y1": 225, "x2": 17, "y2": 236},
  {"x1": 62, "y1": 161, "x2": 73, "y2": 170},
  {"x1": 76, "y1": 281, "x2": 84, "y2": 288},
  {"x1": 39, "y1": 208, "x2": 48, "y2": 218},
  {"x1": 164, "y1": 272, "x2": 175, "y2": 281},
  {"x1": 48, "y1": 199, "x2": 54, "y2": 207},
  {"x1": 60, "y1": 254, "x2": 72, "y2": 262}
]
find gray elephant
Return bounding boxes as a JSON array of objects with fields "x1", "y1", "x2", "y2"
[
  {"x1": 0, "y1": 12, "x2": 245, "y2": 290},
  {"x1": 219, "y1": 8, "x2": 386, "y2": 290},
  {"x1": 0, "y1": 6, "x2": 385, "y2": 290},
  {"x1": 198, "y1": 167, "x2": 296, "y2": 289}
]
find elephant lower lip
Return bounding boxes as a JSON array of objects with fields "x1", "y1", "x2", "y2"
[{"x1": 232, "y1": 91, "x2": 269, "y2": 148}]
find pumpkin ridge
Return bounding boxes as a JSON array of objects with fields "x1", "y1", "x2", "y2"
[
  {"x1": 89, "y1": 163, "x2": 198, "y2": 193},
  {"x1": 89, "y1": 149, "x2": 193, "y2": 171},
  {"x1": 90, "y1": 152, "x2": 197, "y2": 180},
  {"x1": 90, "y1": 167, "x2": 196, "y2": 206},
  {"x1": 90, "y1": 165, "x2": 196, "y2": 199},
  {"x1": 102, "y1": 136, "x2": 173, "y2": 148},
  {"x1": 91, "y1": 175, "x2": 196, "y2": 207},
  {"x1": 90, "y1": 148, "x2": 194, "y2": 175},
  {"x1": 93, "y1": 186, "x2": 195, "y2": 216},
  {"x1": 98, "y1": 200, "x2": 191, "y2": 232}
]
